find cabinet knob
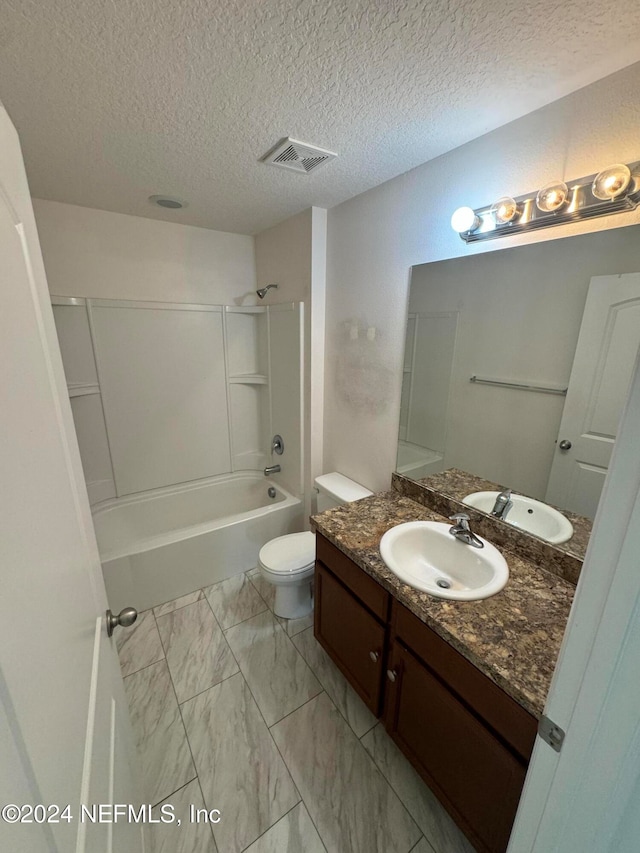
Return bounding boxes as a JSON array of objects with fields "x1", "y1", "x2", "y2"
[
  {"x1": 369, "y1": 650, "x2": 379, "y2": 662},
  {"x1": 387, "y1": 669, "x2": 397, "y2": 683}
]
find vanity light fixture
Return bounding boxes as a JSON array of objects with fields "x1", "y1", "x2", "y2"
[
  {"x1": 453, "y1": 160, "x2": 640, "y2": 243},
  {"x1": 451, "y1": 206, "x2": 480, "y2": 234},
  {"x1": 592, "y1": 163, "x2": 632, "y2": 200},
  {"x1": 490, "y1": 196, "x2": 519, "y2": 224},
  {"x1": 535, "y1": 181, "x2": 569, "y2": 213}
]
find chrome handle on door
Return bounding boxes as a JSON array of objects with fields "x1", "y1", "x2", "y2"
[
  {"x1": 559, "y1": 439, "x2": 572, "y2": 451},
  {"x1": 387, "y1": 669, "x2": 398, "y2": 683},
  {"x1": 369, "y1": 651, "x2": 379, "y2": 662},
  {"x1": 106, "y1": 607, "x2": 138, "y2": 638}
]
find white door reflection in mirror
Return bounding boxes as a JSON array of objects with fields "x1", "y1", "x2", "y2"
[{"x1": 546, "y1": 273, "x2": 640, "y2": 518}]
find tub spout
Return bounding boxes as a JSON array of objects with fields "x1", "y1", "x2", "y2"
[{"x1": 264, "y1": 464, "x2": 281, "y2": 476}]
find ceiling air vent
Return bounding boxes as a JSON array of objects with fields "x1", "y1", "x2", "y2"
[{"x1": 262, "y1": 137, "x2": 337, "y2": 174}]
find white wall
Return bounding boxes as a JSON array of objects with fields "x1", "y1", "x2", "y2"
[
  {"x1": 254, "y1": 208, "x2": 312, "y2": 303},
  {"x1": 33, "y1": 199, "x2": 255, "y2": 303},
  {"x1": 255, "y1": 207, "x2": 327, "y2": 519},
  {"x1": 324, "y1": 62, "x2": 640, "y2": 493}
]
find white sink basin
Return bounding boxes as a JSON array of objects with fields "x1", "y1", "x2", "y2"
[
  {"x1": 379, "y1": 521, "x2": 509, "y2": 601},
  {"x1": 462, "y1": 491, "x2": 573, "y2": 545}
]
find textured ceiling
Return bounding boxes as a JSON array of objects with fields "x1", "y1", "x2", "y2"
[{"x1": 1, "y1": 0, "x2": 640, "y2": 235}]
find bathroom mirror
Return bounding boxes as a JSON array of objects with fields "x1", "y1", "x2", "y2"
[{"x1": 398, "y1": 224, "x2": 640, "y2": 541}]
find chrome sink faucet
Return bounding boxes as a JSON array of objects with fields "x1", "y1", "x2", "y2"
[
  {"x1": 491, "y1": 489, "x2": 513, "y2": 520},
  {"x1": 449, "y1": 513, "x2": 484, "y2": 549}
]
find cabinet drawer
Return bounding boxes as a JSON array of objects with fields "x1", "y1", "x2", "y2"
[
  {"x1": 316, "y1": 534, "x2": 390, "y2": 621},
  {"x1": 385, "y1": 641, "x2": 526, "y2": 853},
  {"x1": 314, "y1": 561, "x2": 386, "y2": 715},
  {"x1": 392, "y1": 601, "x2": 537, "y2": 762}
]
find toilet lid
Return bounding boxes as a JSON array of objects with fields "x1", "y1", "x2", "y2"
[{"x1": 259, "y1": 531, "x2": 316, "y2": 574}]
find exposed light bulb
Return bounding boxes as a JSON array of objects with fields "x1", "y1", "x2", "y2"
[
  {"x1": 592, "y1": 164, "x2": 631, "y2": 200},
  {"x1": 535, "y1": 181, "x2": 569, "y2": 213},
  {"x1": 490, "y1": 196, "x2": 519, "y2": 224},
  {"x1": 451, "y1": 206, "x2": 480, "y2": 233}
]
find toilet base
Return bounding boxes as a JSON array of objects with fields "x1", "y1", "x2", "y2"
[{"x1": 273, "y1": 580, "x2": 313, "y2": 619}]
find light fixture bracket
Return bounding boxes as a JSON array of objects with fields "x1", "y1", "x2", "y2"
[{"x1": 458, "y1": 161, "x2": 640, "y2": 243}]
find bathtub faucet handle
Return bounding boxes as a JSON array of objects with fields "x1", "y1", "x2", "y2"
[{"x1": 264, "y1": 464, "x2": 281, "y2": 476}]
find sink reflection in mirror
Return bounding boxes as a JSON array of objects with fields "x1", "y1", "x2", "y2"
[
  {"x1": 462, "y1": 491, "x2": 573, "y2": 544},
  {"x1": 397, "y1": 224, "x2": 640, "y2": 556}
]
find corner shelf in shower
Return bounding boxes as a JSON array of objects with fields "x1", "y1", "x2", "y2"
[
  {"x1": 224, "y1": 305, "x2": 267, "y2": 314},
  {"x1": 68, "y1": 383, "x2": 101, "y2": 398},
  {"x1": 228, "y1": 374, "x2": 268, "y2": 385},
  {"x1": 223, "y1": 306, "x2": 270, "y2": 473}
]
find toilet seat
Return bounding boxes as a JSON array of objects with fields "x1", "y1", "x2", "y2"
[{"x1": 258, "y1": 531, "x2": 316, "y2": 576}]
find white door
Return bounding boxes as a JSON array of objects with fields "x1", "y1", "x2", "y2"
[
  {"x1": 545, "y1": 272, "x2": 640, "y2": 518},
  {"x1": 0, "y1": 105, "x2": 143, "y2": 852},
  {"x1": 508, "y1": 350, "x2": 640, "y2": 852}
]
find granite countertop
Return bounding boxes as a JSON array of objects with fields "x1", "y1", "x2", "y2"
[{"x1": 311, "y1": 490, "x2": 575, "y2": 719}]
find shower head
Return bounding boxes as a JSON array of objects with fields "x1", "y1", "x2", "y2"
[{"x1": 257, "y1": 283, "x2": 279, "y2": 299}]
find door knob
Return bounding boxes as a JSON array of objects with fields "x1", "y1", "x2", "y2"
[
  {"x1": 106, "y1": 607, "x2": 138, "y2": 638},
  {"x1": 559, "y1": 439, "x2": 572, "y2": 451}
]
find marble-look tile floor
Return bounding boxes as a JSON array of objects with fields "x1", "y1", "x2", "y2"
[{"x1": 118, "y1": 568, "x2": 476, "y2": 853}]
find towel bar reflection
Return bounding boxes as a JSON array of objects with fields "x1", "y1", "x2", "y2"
[{"x1": 470, "y1": 376, "x2": 568, "y2": 396}]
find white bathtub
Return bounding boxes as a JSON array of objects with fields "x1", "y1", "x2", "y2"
[
  {"x1": 396, "y1": 441, "x2": 445, "y2": 480},
  {"x1": 92, "y1": 472, "x2": 303, "y2": 612}
]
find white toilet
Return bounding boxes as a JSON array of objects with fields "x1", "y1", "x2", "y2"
[{"x1": 257, "y1": 472, "x2": 373, "y2": 619}]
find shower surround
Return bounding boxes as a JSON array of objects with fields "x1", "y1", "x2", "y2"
[{"x1": 52, "y1": 296, "x2": 304, "y2": 609}]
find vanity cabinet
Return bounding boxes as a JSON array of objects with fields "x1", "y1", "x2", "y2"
[
  {"x1": 314, "y1": 533, "x2": 538, "y2": 853},
  {"x1": 385, "y1": 603, "x2": 536, "y2": 853},
  {"x1": 314, "y1": 535, "x2": 390, "y2": 714}
]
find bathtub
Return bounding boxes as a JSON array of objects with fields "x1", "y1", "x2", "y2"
[
  {"x1": 92, "y1": 472, "x2": 303, "y2": 612},
  {"x1": 396, "y1": 440, "x2": 445, "y2": 480}
]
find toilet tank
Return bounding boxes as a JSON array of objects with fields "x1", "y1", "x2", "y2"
[{"x1": 314, "y1": 472, "x2": 373, "y2": 513}]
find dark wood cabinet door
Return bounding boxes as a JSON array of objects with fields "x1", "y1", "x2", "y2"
[
  {"x1": 314, "y1": 561, "x2": 386, "y2": 715},
  {"x1": 384, "y1": 641, "x2": 527, "y2": 853},
  {"x1": 392, "y1": 601, "x2": 537, "y2": 763}
]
